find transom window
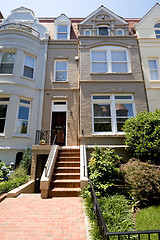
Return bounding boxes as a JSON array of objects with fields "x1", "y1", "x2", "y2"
[
  {"x1": 0, "y1": 97, "x2": 9, "y2": 133},
  {"x1": 92, "y1": 94, "x2": 135, "y2": 134},
  {"x1": 23, "y1": 55, "x2": 35, "y2": 79},
  {"x1": 98, "y1": 25, "x2": 110, "y2": 36},
  {"x1": 148, "y1": 59, "x2": 159, "y2": 80},
  {"x1": 91, "y1": 46, "x2": 129, "y2": 73},
  {"x1": 0, "y1": 53, "x2": 15, "y2": 74},
  {"x1": 57, "y1": 25, "x2": 68, "y2": 39},
  {"x1": 55, "y1": 60, "x2": 68, "y2": 81},
  {"x1": 16, "y1": 99, "x2": 31, "y2": 134},
  {"x1": 154, "y1": 23, "x2": 160, "y2": 38}
]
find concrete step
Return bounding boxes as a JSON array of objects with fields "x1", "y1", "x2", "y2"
[
  {"x1": 53, "y1": 173, "x2": 80, "y2": 180},
  {"x1": 55, "y1": 167, "x2": 80, "y2": 173},
  {"x1": 50, "y1": 180, "x2": 80, "y2": 188},
  {"x1": 57, "y1": 157, "x2": 80, "y2": 162},
  {"x1": 56, "y1": 162, "x2": 80, "y2": 167},
  {"x1": 48, "y1": 188, "x2": 81, "y2": 197}
]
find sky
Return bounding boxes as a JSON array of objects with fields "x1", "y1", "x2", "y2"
[{"x1": 0, "y1": 0, "x2": 159, "y2": 19}]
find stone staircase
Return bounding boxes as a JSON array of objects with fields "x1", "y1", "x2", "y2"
[{"x1": 48, "y1": 147, "x2": 81, "y2": 197}]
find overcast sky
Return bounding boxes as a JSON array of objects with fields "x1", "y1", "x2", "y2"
[{"x1": 0, "y1": 0, "x2": 159, "y2": 19}]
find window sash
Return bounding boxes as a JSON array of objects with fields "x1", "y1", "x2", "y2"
[
  {"x1": 57, "y1": 25, "x2": 68, "y2": 39},
  {"x1": 55, "y1": 61, "x2": 68, "y2": 81},
  {"x1": 148, "y1": 59, "x2": 159, "y2": 80},
  {"x1": 23, "y1": 55, "x2": 35, "y2": 79},
  {"x1": 0, "y1": 53, "x2": 15, "y2": 74},
  {"x1": 16, "y1": 99, "x2": 31, "y2": 134}
]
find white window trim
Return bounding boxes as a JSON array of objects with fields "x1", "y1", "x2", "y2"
[
  {"x1": 90, "y1": 46, "x2": 130, "y2": 73},
  {"x1": 97, "y1": 25, "x2": 110, "y2": 36},
  {"x1": 92, "y1": 94, "x2": 135, "y2": 135},
  {"x1": 84, "y1": 29, "x2": 91, "y2": 36},
  {"x1": 15, "y1": 98, "x2": 31, "y2": 136},
  {"x1": 148, "y1": 58, "x2": 160, "y2": 81},
  {"x1": 54, "y1": 21, "x2": 71, "y2": 40},
  {"x1": 23, "y1": 54, "x2": 36, "y2": 80},
  {"x1": 116, "y1": 28, "x2": 124, "y2": 36},
  {"x1": 0, "y1": 52, "x2": 15, "y2": 75},
  {"x1": 0, "y1": 97, "x2": 10, "y2": 135},
  {"x1": 54, "y1": 59, "x2": 68, "y2": 82}
]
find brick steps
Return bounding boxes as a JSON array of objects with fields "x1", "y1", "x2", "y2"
[{"x1": 48, "y1": 148, "x2": 80, "y2": 198}]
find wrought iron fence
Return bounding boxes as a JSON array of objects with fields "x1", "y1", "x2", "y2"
[
  {"x1": 35, "y1": 130, "x2": 56, "y2": 145},
  {"x1": 0, "y1": 23, "x2": 40, "y2": 38},
  {"x1": 89, "y1": 179, "x2": 160, "y2": 240}
]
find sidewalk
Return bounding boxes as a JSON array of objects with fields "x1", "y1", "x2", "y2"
[{"x1": 0, "y1": 194, "x2": 87, "y2": 240}]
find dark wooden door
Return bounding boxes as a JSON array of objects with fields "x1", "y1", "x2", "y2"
[{"x1": 51, "y1": 112, "x2": 66, "y2": 146}]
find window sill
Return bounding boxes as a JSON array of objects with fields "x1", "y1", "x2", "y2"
[
  {"x1": 52, "y1": 80, "x2": 69, "y2": 83},
  {"x1": 0, "y1": 74, "x2": 14, "y2": 77},
  {"x1": 92, "y1": 133, "x2": 125, "y2": 137},
  {"x1": 12, "y1": 134, "x2": 31, "y2": 139},
  {"x1": 20, "y1": 76, "x2": 35, "y2": 82},
  {"x1": 149, "y1": 80, "x2": 160, "y2": 82},
  {"x1": 90, "y1": 72, "x2": 132, "y2": 75},
  {"x1": 0, "y1": 133, "x2": 5, "y2": 137}
]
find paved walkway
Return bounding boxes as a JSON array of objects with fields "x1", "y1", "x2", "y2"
[{"x1": 0, "y1": 194, "x2": 87, "y2": 240}]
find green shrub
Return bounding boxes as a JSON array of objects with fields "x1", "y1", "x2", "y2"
[
  {"x1": 123, "y1": 110, "x2": 160, "y2": 163},
  {"x1": 20, "y1": 148, "x2": 31, "y2": 173},
  {"x1": 88, "y1": 146, "x2": 123, "y2": 197},
  {"x1": 0, "y1": 160, "x2": 11, "y2": 182},
  {"x1": 121, "y1": 158, "x2": 160, "y2": 204},
  {"x1": 98, "y1": 194, "x2": 134, "y2": 233}
]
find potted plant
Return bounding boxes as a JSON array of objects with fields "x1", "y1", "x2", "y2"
[{"x1": 40, "y1": 139, "x2": 46, "y2": 145}]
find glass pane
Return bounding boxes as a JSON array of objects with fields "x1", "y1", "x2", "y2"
[
  {"x1": 18, "y1": 106, "x2": 29, "y2": 120},
  {"x1": 57, "y1": 33, "x2": 68, "y2": 39},
  {"x1": 56, "y1": 71, "x2": 67, "y2": 81},
  {"x1": 111, "y1": 51, "x2": 126, "y2": 61},
  {"x1": 112, "y1": 62, "x2": 128, "y2": 72},
  {"x1": 94, "y1": 120, "x2": 111, "y2": 132},
  {"x1": 0, "y1": 119, "x2": 5, "y2": 133},
  {"x1": 58, "y1": 25, "x2": 67, "y2": 32},
  {"x1": 85, "y1": 30, "x2": 90, "y2": 36},
  {"x1": 0, "y1": 98, "x2": 9, "y2": 101},
  {"x1": 148, "y1": 60, "x2": 157, "y2": 70},
  {"x1": 94, "y1": 104, "x2": 111, "y2": 117},
  {"x1": 93, "y1": 96, "x2": 110, "y2": 100},
  {"x1": 156, "y1": 35, "x2": 160, "y2": 38},
  {"x1": 99, "y1": 27, "x2": 109, "y2": 36},
  {"x1": 154, "y1": 23, "x2": 160, "y2": 28},
  {"x1": 16, "y1": 120, "x2": 28, "y2": 134},
  {"x1": 54, "y1": 102, "x2": 66, "y2": 105},
  {"x1": 56, "y1": 61, "x2": 67, "y2": 71},
  {"x1": 116, "y1": 104, "x2": 133, "y2": 117},
  {"x1": 92, "y1": 62, "x2": 107, "y2": 73},
  {"x1": 117, "y1": 118, "x2": 127, "y2": 132},
  {"x1": 150, "y1": 70, "x2": 158, "y2": 80},
  {"x1": 155, "y1": 30, "x2": 160, "y2": 34},
  {"x1": 23, "y1": 66, "x2": 34, "y2": 79},
  {"x1": 20, "y1": 99, "x2": 30, "y2": 105},
  {"x1": 115, "y1": 96, "x2": 132, "y2": 99},
  {"x1": 0, "y1": 63, "x2": 14, "y2": 74},
  {"x1": 116, "y1": 30, "x2": 123, "y2": 35},
  {"x1": 0, "y1": 105, "x2": 7, "y2": 118},
  {"x1": 2, "y1": 53, "x2": 15, "y2": 63},
  {"x1": 92, "y1": 51, "x2": 106, "y2": 61},
  {"x1": 25, "y1": 55, "x2": 35, "y2": 68}
]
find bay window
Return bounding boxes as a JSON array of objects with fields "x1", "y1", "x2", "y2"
[
  {"x1": 16, "y1": 99, "x2": 31, "y2": 134},
  {"x1": 0, "y1": 53, "x2": 15, "y2": 74},
  {"x1": 91, "y1": 46, "x2": 129, "y2": 73},
  {"x1": 0, "y1": 98, "x2": 9, "y2": 133},
  {"x1": 92, "y1": 94, "x2": 135, "y2": 134}
]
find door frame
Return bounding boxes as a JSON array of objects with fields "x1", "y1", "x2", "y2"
[{"x1": 50, "y1": 100, "x2": 68, "y2": 146}]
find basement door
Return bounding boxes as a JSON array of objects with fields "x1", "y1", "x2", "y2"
[{"x1": 51, "y1": 112, "x2": 66, "y2": 146}]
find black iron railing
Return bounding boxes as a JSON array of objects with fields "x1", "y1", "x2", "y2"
[
  {"x1": 0, "y1": 23, "x2": 40, "y2": 38},
  {"x1": 89, "y1": 179, "x2": 160, "y2": 240},
  {"x1": 35, "y1": 130, "x2": 56, "y2": 145}
]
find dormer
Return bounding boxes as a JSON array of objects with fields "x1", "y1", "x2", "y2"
[
  {"x1": 54, "y1": 14, "x2": 71, "y2": 40},
  {"x1": 79, "y1": 5, "x2": 128, "y2": 36}
]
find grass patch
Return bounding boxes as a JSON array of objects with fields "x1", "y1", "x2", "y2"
[{"x1": 0, "y1": 167, "x2": 30, "y2": 194}]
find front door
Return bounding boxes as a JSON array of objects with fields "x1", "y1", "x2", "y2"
[{"x1": 51, "y1": 112, "x2": 66, "y2": 146}]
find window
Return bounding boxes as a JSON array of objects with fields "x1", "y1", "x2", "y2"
[
  {"x1": 0, "y1": 53, "x2": 15, "y2": 74},
  {"x1": 57, "y1": 25, "x2": 68, "y2": 39},
  {"x1": 84, "y1": 29, "x2": 91, "y2": 36},
  {"x1": 0, "y1": 98, "x2": 9, "y2": 133},
  {"x1": 55, "y1": 60, "x2": 68, "y2": 81},
  {"x1": 154, "y1": 23, "x2": 160, "y2": 38},
  {"x1": 16, "y1": 99, "x2": 31, "y2": 134},
  {"x1": 23, "y1": 55, "x2": 35, "y2": 79},
  {"x1": 148, "y1": 59, "x2": 159, "y2": 80},
  {"x1": 91, "y1": 46, "x2": 129, "y2": 73},
  {"x1": 116, "y1": 29, "x2": 124, "y2": 36},
  {"x1": 92, "y1": 94, "x2": 135, "y2": 134},
  {"x1": 98, "y1": 25, "x2": 110, "y2": 36}
]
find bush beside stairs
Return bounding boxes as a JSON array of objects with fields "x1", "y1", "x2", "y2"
[{"x1": 48, "y1": 148, "x2": 81, "y2": 197}]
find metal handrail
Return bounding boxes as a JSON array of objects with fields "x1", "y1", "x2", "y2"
[
  {"x1": 0, "y1": 23, "x2": 40, "y2": 38},
  {"x1": 89, "y1": 179, "x2": 160, "y2": 240},
  {"x1": 82, "y1": 129, "x2": 88, "y2": 177}
]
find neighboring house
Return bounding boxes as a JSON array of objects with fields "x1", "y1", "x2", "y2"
[
  {"x1": 0, "y1": 7, "x2": 48, "y2": 165},
  {"x1": 136, "y1": 3, "x2": 160, "y2": 112}
]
